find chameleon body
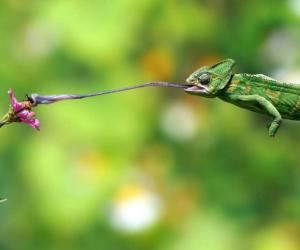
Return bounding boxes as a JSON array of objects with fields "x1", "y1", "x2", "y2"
[{"x1": 184, "y1": 59, "x2": 300, "y2": 137}]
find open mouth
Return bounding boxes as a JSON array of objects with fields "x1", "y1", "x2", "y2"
[{"x1": 184, "y1": 84, "x2": 208, "y2": 93}]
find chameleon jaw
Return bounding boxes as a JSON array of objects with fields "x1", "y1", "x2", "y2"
[{"x1": 184, "y1": 84, "x2": 208, "y2": 93}]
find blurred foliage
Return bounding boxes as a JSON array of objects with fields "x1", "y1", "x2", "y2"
[{"x1": 1, "y1": 0, "x2": 300, "y2": 249}]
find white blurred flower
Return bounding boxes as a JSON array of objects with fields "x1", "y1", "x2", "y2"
[
  {"x1": 272, "y1": 68, "x2": 300, "y2": 84},
  {"x1": 290, "y1": 0, "x2": 300, "y2": 17},
  {"x1": 160, "y1": 101, "x2": 198, "y2": 141},
  {"x1": 13, "y1": 22, "x2": 59, "y2": 60},
  {"x1": 110, "y1": 185, "x2": 162, "y2": 233},
  {"x1": 261, "y1": 28, "x2": 299, "y2": 67}
]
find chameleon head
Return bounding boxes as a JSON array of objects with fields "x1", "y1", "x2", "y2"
[{"x1": 184, "y1": 59, "x2": 235, "y2": 98}]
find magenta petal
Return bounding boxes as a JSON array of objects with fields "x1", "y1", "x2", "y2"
[
  {"x1": 20, "y1": 117, "x2": 40, "y2": 130},
  {"x1": 19, "y1": 114, "x2": 40, "y2": 130},
  {"x1": 17, "y1": 110, "x2": 29, "y2": 119},
  {"x1": 27, "y1": 119, "x2": 40, "y2": 130},
  {"x1": 8, "y1": 88, "x2": 23, "y2": 112},
  {"x1": 17, "y1": 110, "x2": 35, "y2": 119},
  {"x1": 27, "y1": 111, "x2": 35, "y2": 118}
]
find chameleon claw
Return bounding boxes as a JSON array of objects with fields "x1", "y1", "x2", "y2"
[
  {"x1": 0, "y1": 198, "x2": 7, "y2": 203},
  {"x1": 267, "y1": 120, "x2": 281, "y2": 137},
  {"x1": 269, "y1": 131, "x2": 276, "y2": 137},
  {"x1": 266, "y1": 125, "x2": 275, "y2": 137}
]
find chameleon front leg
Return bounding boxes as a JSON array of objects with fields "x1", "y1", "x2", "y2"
[{"x1": 231, "y1": 94, "x2": 282, "y2": 137}]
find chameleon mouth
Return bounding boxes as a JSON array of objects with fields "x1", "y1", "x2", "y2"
[{"x1": 184, "y1": 84, "x2": 208, "y2": 93}]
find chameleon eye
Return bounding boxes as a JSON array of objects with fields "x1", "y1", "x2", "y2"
[{"x1": 198, "y1": 73, "x2": 211, "y2": 85}]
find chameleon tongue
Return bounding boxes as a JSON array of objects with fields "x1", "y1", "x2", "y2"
[
  {"x1": 185, "y1": 86, "x2": 200, "y2": 91},
  {"x1": 30, "y1": 82, "x2": 189, "y2": 105}
]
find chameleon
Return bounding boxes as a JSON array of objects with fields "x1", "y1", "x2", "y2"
[
  {"x1": 184, "y1": 59, "x2": 300, "y2": 137},
  {"x1": 1, "y1": 58, "x2": 299, "y2": 137}
]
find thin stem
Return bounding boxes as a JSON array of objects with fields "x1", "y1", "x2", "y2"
[
  {"x1": 0, "y1": 112, "x2": 11, "y2": 127},
  {"x1": 30, "y1": 82, "x2": 189, "y2": 105}
]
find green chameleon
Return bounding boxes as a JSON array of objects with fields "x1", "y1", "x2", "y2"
[
  {"x1": 1, "y1": 58, "x2": 299, "y2": 138},
  {"x1": 184, "y1": 59, "x2": 300, "y2": 137}
]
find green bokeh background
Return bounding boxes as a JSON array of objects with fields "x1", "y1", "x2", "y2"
[{"x1": 1, "y1": 0, "x2": 300, "y2": 249}]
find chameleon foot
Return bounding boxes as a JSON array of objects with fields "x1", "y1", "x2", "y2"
[
  {"x1": 0, "y1": 198, "x2": 7, "y2": 203},
  {"x1": 267, "y1": 120, "x2": 281, "y2": 137}
]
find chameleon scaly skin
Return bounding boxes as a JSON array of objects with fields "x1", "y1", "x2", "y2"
[{"x1": 185, "y1": 59, "x2": 300, "y2": 137}]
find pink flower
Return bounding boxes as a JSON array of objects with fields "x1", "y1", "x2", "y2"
[{"x1": 8, "y1": 88, "x2": 40, "y2": 130}]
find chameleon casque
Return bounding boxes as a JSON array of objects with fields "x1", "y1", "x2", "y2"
[{"x1": 184, "y1": 59, "x2": 300, "y2": 137}]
